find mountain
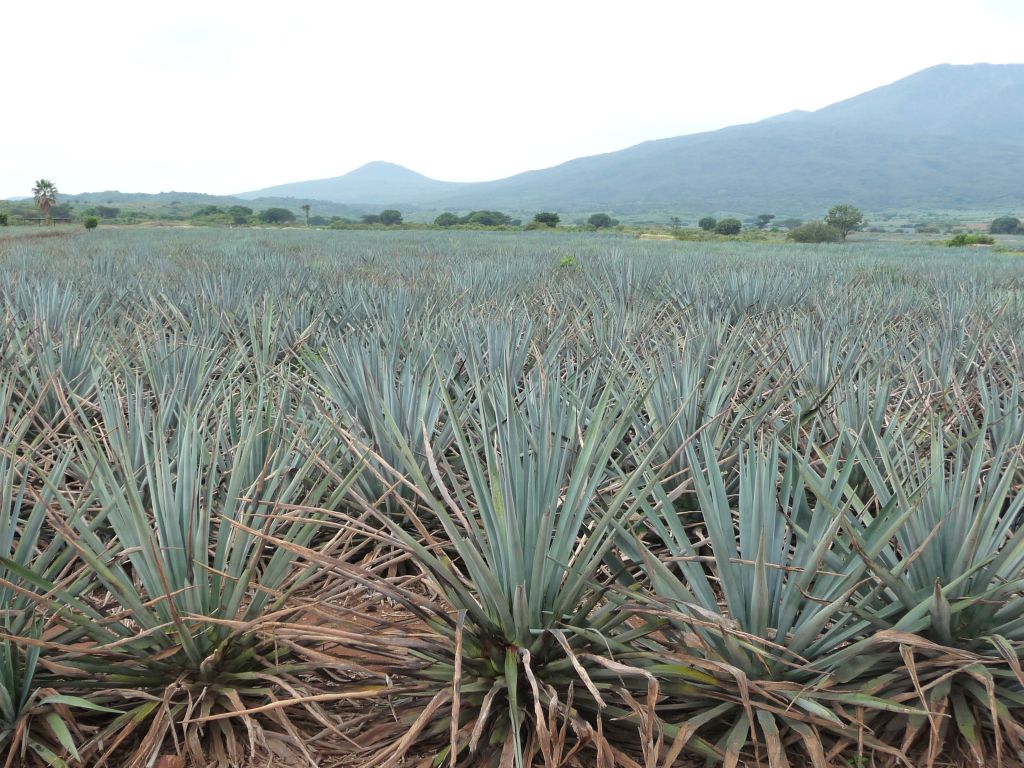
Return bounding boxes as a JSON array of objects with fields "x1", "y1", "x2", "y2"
[
  {"x1": 431, "y1": 63, "x2": 1024, "y2": 214},
  {"x1": 241, "y1": 63, "x2": 1024, "y2": 215},
  {"x1": 238, "y1": 161, "x2": 468, "y2": 205}
]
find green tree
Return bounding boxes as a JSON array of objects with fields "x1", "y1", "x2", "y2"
[
  {"x1": 49, "y1": 203, "x2": 74, "y2": 219},
  {"x1": 533, "y1": 212, "x2": 560, "y2": 227},
  {"x1": 434, "y1": 213, "x2": 460, "y2": 227},
  {"x1": 588, "y1": 213, "x2": 617, "y2": 229},
  {"x1": 361, "y1": 214, "x2": 381, "y2": 225},
  {"x1": 714, "y1": 218, "x2": 742, "y2": 235},
  {"x1": 32, "y1": 179, "x2": 58, "y2": 222},
  {"x1": 83, "y1": 216, "x2": 99, "y2": 230},
  {"x1": 258, "y1": 207, "x2": 295, "y2": 224},
  {"x1": 301, "y1": 204, "x2": 311, "y2": 227},
  {"x1": 779, "y1": 218, "x2": 803, "y2": 230},
  {"x1": 824, "y1": 204, "x2": 864, "y2": 241},
  {"x1": 0, "y1": 213, "x2": 8, "y2": 226},
  {"x1": 788, "y1": 222, "x2": 842, "y2": 243},
  {"x1": 755, "y1": 213, "x2": 775, "y2": 229},
  {"x1": 698, "y1": 216, "x2": 717, "y2": 231},
  {"x1": 93, "y1": 205, "x2": 119, "y2": 219},
  {"x1": 379, "y1": 209, "x2": 403, "y2": 226},
  {"x1": 990, "y1": 216, "x2": 1022, "y2": 234},
  {"x1": 228, "y1": 206, "x2": 253, "y2": 225},
  {"x1": 463, "y1": 211, "x2": 512, "y2": 227}
]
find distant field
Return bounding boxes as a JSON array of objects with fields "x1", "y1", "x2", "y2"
[{"x1": 2, "y1": 228, "x2": 1023, "y2": 767}]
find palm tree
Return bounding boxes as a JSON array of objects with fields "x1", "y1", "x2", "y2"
[
  {"x1": 301, "y1": 204, "x2": 310, "y2": 227},
  {"x1": 32, "y1": 179, "x2": 58, "y2": 223}
]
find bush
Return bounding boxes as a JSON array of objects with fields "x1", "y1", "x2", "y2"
[
  {"x1": 587, "y1": 213, "x2": 618, "y2": 229},
  {"x1": 714, "y1": 218, "x2": 742, "y2": 235},
  {"x1": 434, "y1": 213, "x2": 460, "y2": 227},
  {"x1": 0, "y1": 212, "x2": 8, "y2": 226},
  {"x1": 946, "y1": 233, "x2": 995, "y2": 247},
  {"x1": 228, "y1": 205, "x2": 253, "y2": 225},
  {"x1": 533, "y1": 212, "x2": 560, "y2": 227},
  {"x1": 698, "y1": 216, "x2": 717, "y2": 231},
  {"x1": 463, "y1": 211, "x2": 512, "y2": 227},
  {"x1": 258, "y1": 208, "x2": 296, "y2": 224},
  {"x1": 990, "y1": 216, "x2": 1022, "y2": 235},
  {"x1": 379, "y1": 210, "x2": 403, "y2": 226},
  {"x1": 788, "y1": 222, "x2": 843, "y2": 243},
  {"x1": 83, "y1": 216, "x2": 99, "y2": 230}
]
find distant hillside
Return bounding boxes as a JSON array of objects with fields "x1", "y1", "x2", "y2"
[
  {"x1": 238, "y1": 161, "x2": 468, "y2": 206},
  {"x1": 240, "y1": 63, "x2": 1024, "y2": 215},
  {"x1": 431, "y1": 63, "x2": 1024, "y2": 214}
]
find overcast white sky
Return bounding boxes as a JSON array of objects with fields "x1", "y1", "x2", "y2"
[{"x1": 2, "y1": 0, "x2": 1022, "y2": 198}]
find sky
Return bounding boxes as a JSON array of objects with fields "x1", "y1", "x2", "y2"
[{"x1": 2, "y1": 0, "x2": 1022, "y2": 199}]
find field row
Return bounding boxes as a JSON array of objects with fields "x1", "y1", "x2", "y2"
[{"x1": 1, "y1": 229, "x2": 1023, "y2": 767}]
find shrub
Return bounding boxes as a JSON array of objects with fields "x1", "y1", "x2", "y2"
[
  {"x1": 83, "y1": 216, "x2": 99, "y2": 230},
  {"x1": 462, "y1": 210, "x2": 513, "y2": 226},
  {"x1": 587, "y1": 213, "x2": 618, "y2": 229},
  {"x1": 0, "y1": 212, "x2": 8, "y2": 226},
  {"x1": 946, "y1": 233, "x2": 995, "y2": 247},
  {"x1": 533, "y1": 212, "x2": 560, "y2": 227},
  {"x1": 258, "y1": 208, "x2": 295, "y2": 224},
  {"x1": 434, "y1": 213, "x2": 460, "y2": 227},
  {"x1": 990, "y1": 216, "x2": 1022, "y2": 234},
  {"x1": 714, "y1": 218, "x2": 742, "y2": 235},
  {"x1": 379, "y1": 209, "x2": 403, "y2": 226},
  {"x1": 788, "y1": 222, "x2": 843, "y2": 243},
  {"x1": 698, "y1": 216, "x2": 717, "y2": 231},
  {"x1": 228, "y1": 205, "x2": 253, "y2": 224}
]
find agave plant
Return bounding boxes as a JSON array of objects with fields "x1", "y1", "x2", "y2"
[
  {"x1": 633, "y1": 435, "x2": 921, "y2": 766},
  {"x1": 815, "y1": 426, "x2": 1024, "y2": 766},
  {"x1": 640, "y1": 323, "x2": 790, "y2": 511},
  {"x1": 42, "y1": 382, "x2": 369, "y2": 767},
  {"x1": 329, "y1": 366, "x2": 715, "y2": 767},
  {"x1": 308, "y1": 328, "x2": 458, "y2": 527},
  {"x1": 0, "y1": 375, "x2": 119, "y2": 767}
]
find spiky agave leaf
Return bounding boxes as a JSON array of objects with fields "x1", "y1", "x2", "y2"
[
  {"x1": 307, "y1": 326, "x2": 459, "y2": 528},
  {"x1": 0, "y1": 373, "x2": 123, "y2": 767},
  {"x1": 326, "y1": 363, "x2": 718, "y2": 767},
  {"x1": 633, "y1": 434, "x2": 920, "y2": 766},
  {"x1": 40, "y1": 380, "x2": 370, "y2": 767},
  {"x1": 814, "y1": 426, "x2": 1024, "y2": 765}
]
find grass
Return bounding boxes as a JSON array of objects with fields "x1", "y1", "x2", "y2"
[{"x1": 0, "y1": 227, "x2": 1022, "y2": 767}]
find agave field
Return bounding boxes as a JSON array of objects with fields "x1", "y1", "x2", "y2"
[{"x1": 1, "y1": 228, "x2": 1023, "y2": 768}]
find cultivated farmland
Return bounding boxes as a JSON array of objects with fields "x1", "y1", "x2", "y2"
[{"x1": 2, "y1": 228, "x2": 1023, "y2": 767}]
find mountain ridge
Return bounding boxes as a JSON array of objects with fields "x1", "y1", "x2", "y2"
[
  {"x1": 239, "y1": 160, "x2": 468, "y2": 205},
  {"x1": 235, "y1": 63, "x2": 1024, "y2": 214},
  {"x1": 11, "y1": 64, "x2": 1020, "y2": 217}
]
